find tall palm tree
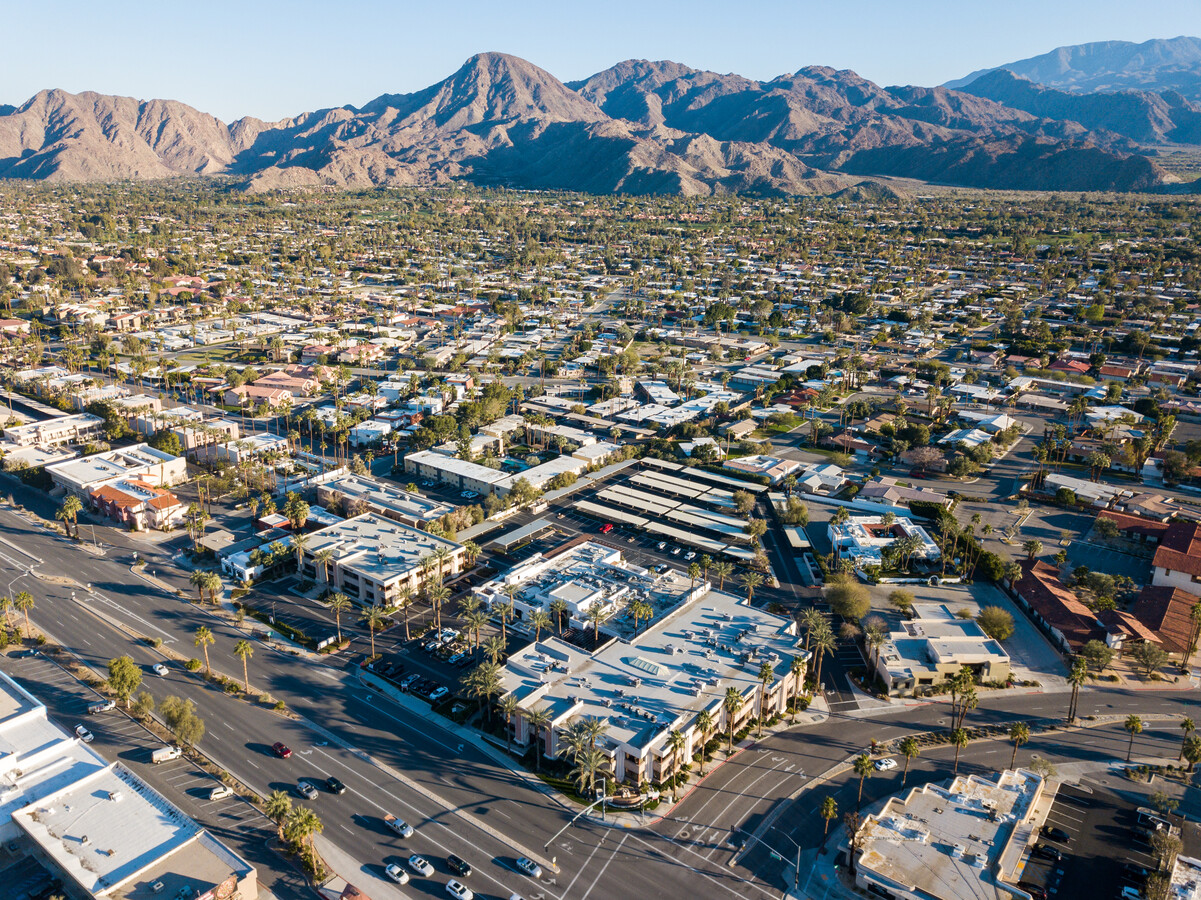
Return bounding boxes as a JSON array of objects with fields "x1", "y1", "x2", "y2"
[
  {"x1": 526, "y1": 705, "x2": 553, "y2": 773},
  {"x1": 814, "y1": 796, "x2": 839, "y2": 851},
  {"x1": 951, "y1": 728, "x2": 969, "y2": 774},
  {"x1": 498, "y1": 694, "x2": 519, "y2": 752},
  {"x1": 571, "y1": 747, "x2": 608, "y2": 798},
  {"x1": 234, "y1": 639, "x2": 254, "y2": 691},
  {"x1": 899, "y1": 737, "x2": 920, "y2": 786},
  {"x1": 1125, "y1": 715, "x2": 1143, "y2": 762},
  {"x1": 712, "y1": 561, "x2": 733, "y2": 591},
  {"x1": 687, "y1": 562, "x2": 701, "y2": 591},
  {"x1": 189, "y1": 570, "x2": 208, "y2": 603},
  {"x1": 328, "y1": 593, "x2": 351, "y2": 644},
  {"x1": 495, "y1": 599, "x2": 514, "y2": 641},
  {"x1": 291, "y1": 533, "x2": 310, "y2": 575},
  {"x1": 484, "y1": 634, "x2": 506, "y2": 666},
  {"x1": 1009, "y1": 722, "x2": 1029, "y2": 769},
  {"x1": 798, "y1": 607, "x2": 825, "y2": 652},
  {"x1": 1067, "y1": 657, "x2": 1087, "y2": 723},
  {"x1": 696, "y1": 709, "x2": 715, "y2": 774},
  {"x1": 741, "y1": 571, "x2": 764, "y2": 605},
  {"x1": 723, "y1": 687, "x2": 743, "y2": 753},
  {"x1": 284, "y1": 805, "x2": 323, "y2": 858},
  {"x1": 1180, "y1": 717, "x2": 1196, "y2": 762},
  {"x1": 530, "y1": 610, "x2": 551, "y2": 642},
  {"x1": 203, "y1": 571, "x2": 223, "y2": 605},
  {"x1": 0, "y1": 595, "x2": 12, "y2": 630},
  {"x1": 57, "y1": 495, "x2": 82, "y2": 538},
  {"x1": 396, "y1": 587, "x2": 415, "y2": 640},
  {"x1": 789, "y1": 655, "x2": 807, "y2": 721},
  {"x1": 427, "y1": 583, "x2": 450, "y2": 631},
  {"x1": 194, "y1": 625, "x2": 215, "y2": 676},
  {"x1": 312, "y1": 548, "x2": 335, "y2": 583},
  {"x1": 265, "y1": 790, "x2": 292, "y2": 842},
  {"x1": 666, "y1": 730, "x2": 687, "y2": 801},
  {"x1": 853, "y1": 753, "x2": 873, "y2": 807},
  {"x1": 365, "y1": 607, "x2": 385, "y2": 658},
  {"x1": 464, "y1": 609, "x2": 489, "y2": 650},
  {"x1": 757, "y1": 661, "x2": 776, "y2": 738},
  {"x1": 581, "y1": 717, "x2": 609, "y2": 750},
  {"x1": 810, "y1": 623, "x2": 836, "y2": 691},
  {"x1": 550, "y1": 597, "x2": 569, "y2": 635},
  {"x1": 587, "y1": 601, "x2": 609, "y2": 641}
]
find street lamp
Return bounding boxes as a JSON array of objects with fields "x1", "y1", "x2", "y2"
[{"x1": 740, "y1": 827, "x2": 804, "y2": 892}]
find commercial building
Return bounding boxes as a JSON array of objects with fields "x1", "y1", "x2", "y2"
[
  {"x1": 2, "y1": 413, "x2": 104, "y2": 447},
  {"x1": 89, "y1": 479, "x2": 185, "y2": 531},
  {"x1": 213, "y1": 433, "x2": 290, "y2": 464},
  {"x1": 404, "y1": 449, "x2": 509, "y2": 495},
  {"x1": 828, "y1": 515, "x2": 940, "y2": 569},
  {"x1": 46, "y1": 444, "x2": 187, "y2": 501},
  {"x1": 133, "y1": 406, "x2": 240, "y2": 452},
  {"x1": 301, "y1": 513, "x2": 466, "y2": 607},
  {"x1": 0, "y1": 671, "x2": 257, "y2": 900},
  {"x1": 497, "y1": 565, "x2": 808, "y2": 786},
  {"x1": 873, "y1": 604, "x2": 1011, "y2": 696},
  {"x1": 853, "y1": 768, "x2": 1046, "y2": 900},
  {"x1": 316, "y1": 473, "x2": 454, "y2": 528}
]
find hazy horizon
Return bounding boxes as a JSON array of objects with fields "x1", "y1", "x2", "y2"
[{"x1": 3, "y1": 0, "x2": 1199, "y2": 122}]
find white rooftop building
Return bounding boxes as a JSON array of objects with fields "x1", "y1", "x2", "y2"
[
  {"x1": 828, "y1": 515, "x2": 940, "y2": 569},
  {"x1": 46, "y1": 444, "x2": 186, "y2": 500}
]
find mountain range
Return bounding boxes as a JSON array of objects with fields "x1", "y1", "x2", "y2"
[{"x1": 0, "y1": 48, "x2": 1196, "y2": 196}]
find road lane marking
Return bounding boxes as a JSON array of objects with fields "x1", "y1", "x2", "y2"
[{"x1": 577, "y1": 833, "x2": 628, "y2": 900}]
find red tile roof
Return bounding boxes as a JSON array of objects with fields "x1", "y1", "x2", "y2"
[
  {"x1": 1015, "y1": 560, "x2": 1101, "y2": 649},
  {"x1": 1097, "y1": 510, "x2": 1171, "y2": 541},
  {"x1": 1153, "y1": 522, "x2": 1201, "y2": 577},
  {"x1": 1133, "y1": 585, "x2": 1200, "y2": 654}
]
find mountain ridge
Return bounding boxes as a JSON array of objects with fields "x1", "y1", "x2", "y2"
[{"x1": 0, "y1": 50, "x2": 1181, "y2": 195}]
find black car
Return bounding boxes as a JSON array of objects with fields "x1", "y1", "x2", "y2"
[
  {"x1": 326, "y1": 777, "x2": 346, "y2": 795},
  {"x1": 446, "y1": 854, "x2": 472, "y2": 877},
  {"x1": 1041, "y1": 825, "x2": 1070, "y2": 843},
  {"x1": 1031, "y1": 844, "x2": 1062, "y2": 862},
  {"x1": 1018, "y1": 882, "x2": 1047, "y2": 900},
  {"x1": 1121, "y1": 863, "x2": 1151, "y2": 885}
]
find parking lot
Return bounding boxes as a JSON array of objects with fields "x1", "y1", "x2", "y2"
[
  {"x1": 0, "y1": 650, "x2": 276, "y2": 862},
  {"x1": 1019, "y1": 781, "x2": 1185, "y2": 900}
]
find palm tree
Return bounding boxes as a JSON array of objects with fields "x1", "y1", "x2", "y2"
[
  {"x1": 202, "y1": 571, "x2": 223, "y2": 605},
  {"x1": 712, "y1": 561, "x2": 733, "y2": 591},
  {"x1": 852, "y1": 753, "x2": 874, "y2": 807},
  {"x1": 57, "y1": 495, "x2": 82, "y2": 538},
  {"x1": 1180, "y1": 718, "x2": 1196, "y2": 762},
  {"x1": 365, "y1": 607, "x2": 385, "y2": 658},
  {"x1": 462, "y1": 540, "x2": 481, "y2": 568},
  {"x1": 1125, "y1": 715, "x2": 1143, "y2": 762},
  {"x1": 1183, "y1": 735, "x2": 1201, "y2": 780},
  {"x1": 265, "y1": 790, "x2": 293, "y2": 842},
  {"x1": 396, "y1": 587, "x2": 415, "y2": 640},
  {"x1": 427, "y1": 583, "x2": 450, "y2": 631},
  {"x1": 312, "y1": 548, "x2": 335, "y2": 583},
  {"x1": 789, "y1": 654, "x2": 807, "y2": 721},
  {"x1": 820, "y1": 796, "x2": 839, "y2": 846},
  {"x1": 723, "y1": 686, "x2": 743, "y2": 753},
  {"x1": 741, "y1": 571, "x2": 764, "y2": 605},
  {"x1": 666, "y1": 730, "x2": 687, "y2": 801},
  {"x1": 687, "y1": 562, "x2": 701, "y2": 591},
  {"x1": 810, "y1": 623, "x2": 836, "y2": 691},
  {"x1": 530, "y1": 609, "x2": 551, "y2": 642},
  {"x1": 484, "y1": 634, "x2": 506, "y2": 665},
  {"x1": 526, "y1": 705, "x2": 552, "y2": 772},
  {"x1": 1067, "y1": 657, "x2": 1087, "y2": 722},
  {"x1": 550, "y1": 597, "x2": 569, "y2": 635},
  {"x1": 495, "y1": 599, "x2": 514, "y2": 641},
  {"x1": 284, "y1": 805, "x2": 323, "y2": 859},
  {"x1": 899, "y1": 737, "x2": 920, "y2": 786},
  {"x1": 328, "y1": 593, "x2": 351, "y2": 644},
  {"x1": 189, "y1": 570, "x2": 208, "y2": 604},
  {"x1": 757, "y1": 661, "x2": 776, "y2": 738},
  {"x1": 696, "y1": 709, "x2": 715, "y2": 774},
  {"x1": 291, "y1": 533, "x2": 310, "y2": 575},
  {"x1": 951, "y1": 728, "x2": 969, "y2": 774},
  {"x1": 463, "y1": 609, "x2": 488, "y2": 650},
  {"x1": 586, "y1": 601, "x2": 609, "y2": 641},
  {"x1": 0, "y1": 595, "x2": 12, "y2": 630},
  {"x1": 194, "y1": 626, "x2": 215, "y2": 675},
  {"x1": 234, "y1": 639, "x2": 254, "y2": 691},
  {"x1": 571, "y1": 747, "x2": 608, "y2": 798},
  {"x1": 629, "y1": 599, "x2": 653, "y2": 637},
  {"x1": 1009, "y1": 722, "x2": 1030, "y2": 769},
  {"x1": 14, "y1": 591, "x2": 32, "y2": 636},
  {"x1": 498, "y1": 694, "x2": 519, "y2": 752}
]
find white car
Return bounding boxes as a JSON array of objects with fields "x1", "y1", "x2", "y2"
[
  {"x1": 408, "y1": 854, "x2": 434, "y2": 877},
  {"x1": 446, "y1": 880, "x2": 474, "y2": 900},
  {"x1": 684, "y1": 551, "x2": 696, "y2": 561},
  {"x1": 657, "y1": 542, "x2": 667, "y2": 551},
  {"x1": 428, "y1": 686, "x2": 449, "y2": 702},
  {"x1": 384, "y1": 863, "x2": 410, "y2": 884},
  {"x1": 88, "y1": 699, "x2": 115, "y2": 714},
  {"x1": 296, "y1": 780, "x2": 319, "y2": 800},
  {"x1": 74, "y1": 725, "x2": 94, "y2": 743},
  {"x1": 671, "y1": 547, "x2": 681, "y2": 556},
  {"x1": 515, "y1": 856, "x2": 543, "y2": 879},
  {"x1": 874, "y1": 758, "x2": 897, "y2": 771},
  {"x1": 152, "y1": 663, "x2": 169, "y2": 677},
  {"x1": 208, "y1": 785, "x2": 233, "y2": 800}
]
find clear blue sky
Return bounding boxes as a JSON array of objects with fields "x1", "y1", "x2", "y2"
[{"x1": 4, "y1": 0, "x2": 1199, "y2": 121}]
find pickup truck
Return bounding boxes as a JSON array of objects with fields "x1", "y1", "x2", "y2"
[
  {"x1": 151, "y1": 745, "x2": 183, "y2": 764},
  {"x1": 384, "y1": 814, "x2": 414, "y2": 838}
]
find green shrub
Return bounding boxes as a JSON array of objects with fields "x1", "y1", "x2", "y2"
[{"x1": 185, "y1": 658, "x2": 202, "y2": 672}]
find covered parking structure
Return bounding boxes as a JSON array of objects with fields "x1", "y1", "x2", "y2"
[
  {"x1": 490, "y1": 517, "x2": 559, "y2": 552},
  {"x1": 569, "y1": 499, "x2": 748, "y2": 559}
]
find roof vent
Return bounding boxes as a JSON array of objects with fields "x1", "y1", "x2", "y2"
[{"x1": 107, "y1": 791, "x2": 123, "y2": 802}]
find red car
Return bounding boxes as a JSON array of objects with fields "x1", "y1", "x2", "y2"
[
  {"x1": 599, "y1": 523, "x2": 614, "y2": 534},
  {"x1": 271, "y1": 742, "x2": 292, "y2": 759},
  {"x1": 907, "y1": 470, "x2": 927, "y2": 479}
]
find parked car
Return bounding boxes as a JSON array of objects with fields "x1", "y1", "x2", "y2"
[
  {"x1": 1041, "y1": 825, "x2": 1070, "y2": 843},
  {"x1": 447, "y1": 651, "x2": 469, "y2": 666},
  {"x1": 1031, "y1": 844, "x2": 1062, "y2": 862},
  {"x1": 384, "y1": 863, "x2": 410, "y2": 884},
  {"x1": 447, "y1": 854, "x2": 472, "y2": 877},
  {"x1": 599, "y1": 523, "x2": 614, "y2": 534},
  {"x1": 87, "y1": 699, "x2": 115, "y2": 714},
  {"x1": 408, "y1": 854, "x2": 434, "y2": 877},
  {"x1": 399, "y1": 674, "x2": 422, "y2": 690},
  {"x1": 671, "y1": 546, "x2": 681, "y2": 555},
  {"x1": 684, "y1": 551, "x2": 696, "y2": 561},
  {"x1": 1018, "y1": 882, "x2": 1048, "y2": 900},
  {"x1": 74, "y1": 725, "x2": 94, "y2": 743},
  {"x1": 428, "y1": 686, "x2": 450, "y2": 702},
  {"x1": 515, "y1": 857, "x2": 542, "y2": 879},
  {"x1": 446, "y1": 880, "x2": 474, "y2": 900},
  {"x1": 1121, "y1": 863, "x2": 1151, "y2": 885},
  {"x1": 272, "y1": 742, "x2": 292, "y2": 759},
  {"x1": 874, "y1": 758, "x2": 897, "y2": 771},
  {"x1": 455, "y1": 653, "x2": 477, "y2": 669},
  {"x1": 208, "y1": 785, "x2": 234, "y2": 800},
  {"x1": 326, "y1": 776, "x2": 346, "y2": 795},
  {"x1": 657, "y1": 542, "x2": 667, "y2": 551},
  {"x1": 151, "y1": 663, "x2": 169, "y2": 676},
  {"x1": 297, "y1": 780, "x2": 319, "y2": 800}
]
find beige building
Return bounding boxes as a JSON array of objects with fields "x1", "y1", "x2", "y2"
[{"x1": 873, "y1": 604, "x2": 1011, "y2": 696}]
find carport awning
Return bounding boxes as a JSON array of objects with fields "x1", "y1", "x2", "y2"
[
  {"x1": 490, "y1": 517, "x2": 557, "y2": 550},
  {"x1": 573, "y1": 500, "x2": 649, "y2": 528}
]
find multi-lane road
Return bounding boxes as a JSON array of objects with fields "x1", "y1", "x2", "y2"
[{"x1": 0, "y1": 498, "x2": 1197, "y2": 900}]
